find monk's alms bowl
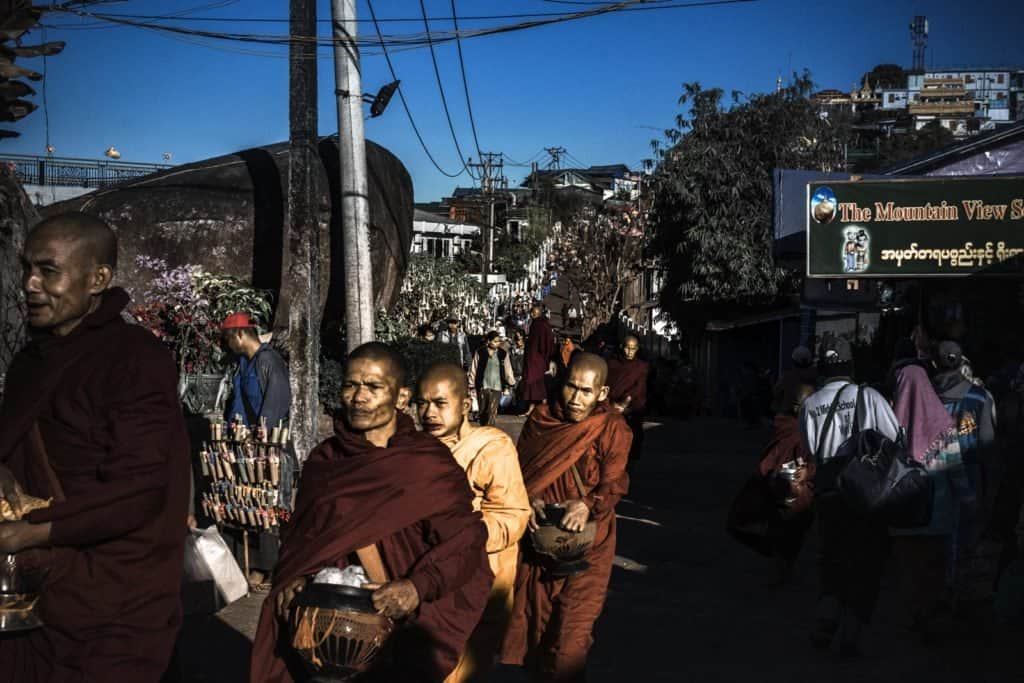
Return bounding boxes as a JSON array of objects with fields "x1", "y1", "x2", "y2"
[
  {"x1": 290, "y1": 583, "x2": 395, "y2": 679},
  {"x1": 0, "y1": 553, "x2": 45, "y2": 632},
  {"x1": 529, "y1": 505, "x2": 597, "y2": 577}
]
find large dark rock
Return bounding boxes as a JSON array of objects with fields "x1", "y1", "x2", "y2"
[{"x1": 42, "y1": 137, "x2": 413, "y2": 325}]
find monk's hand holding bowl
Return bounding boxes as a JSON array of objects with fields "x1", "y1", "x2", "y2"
[
  {"x1": 0, "y1": 519, "x2": 52, "y2": 554},
  {"x1": 0, "y1": 464, "x2": 24, "y2": 519},
  {"x1": 276, "y1": 576, "x2": 308, "y2": 619},
  {"x1": 366, "y1": 579, "x2": 420, "y2": 619},
  {"x1": 559, "y1": 499, "x2": 590, "y2": 533},
  {"x1": 528, "y1": 498, "x2": 547, "y2": 532}
]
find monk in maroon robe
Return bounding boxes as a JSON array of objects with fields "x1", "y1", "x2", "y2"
[
  {"x1": 0, "y1": 213, "x2": 190, "y2": 682},
  {"x1": 605, "y1": 335, "x2": 650, "y2": 462},
  {"x1": 501, "y1": 353, "x2": 632, "y2": 682},
  {"x1": 519, "y1": 305, "x2": 555, "y2": 416},
  {"x1": 250, "y1": 342, "x2": 493, "y2": 683}
]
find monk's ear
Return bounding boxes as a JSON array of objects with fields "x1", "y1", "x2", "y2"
[
  {"x1": 461, "y1": 396, "x2": 472, "y2": 417},
  {"x1": 597, "y1": 385, "x2": 610, "y2": 403},
  {"x1": 396, "y1": 386, "x2": 412, "y2": 410},
  {"x1": 88, "y1": 264, "x2": 114, "y2": 294}
]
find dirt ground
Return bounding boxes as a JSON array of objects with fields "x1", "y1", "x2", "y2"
[{"x1": 172, "y1": 415, "x2": 1020, "y2": 682}]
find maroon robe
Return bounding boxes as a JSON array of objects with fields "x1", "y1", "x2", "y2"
[
  {"x1": 500, "y1": 402, "x2": 631, "y2": 682},
  {"x1": 520, "y1": 317, "x2": 554, "y2": 402},
  {"x1": 606, "y1": 355, "x2": 649, "y2": 459},
  {"x1": 250, "y1": 413, "x2": 493, "y2": 683},
  {"x1": 0, "y1": 288, "x2": 190, "y2": 683}
]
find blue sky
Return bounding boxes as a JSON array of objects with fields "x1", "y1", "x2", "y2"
[{"x1": 5, "y1": 0, "x2": 1023, "y2": 201}]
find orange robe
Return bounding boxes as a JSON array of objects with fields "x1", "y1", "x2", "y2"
[
  {"x1": 442, "y1": 425, "x2": 531, "y2": 683},
  {"x1": 500, "y1": 402, "x2": 631, "y2": 682}
]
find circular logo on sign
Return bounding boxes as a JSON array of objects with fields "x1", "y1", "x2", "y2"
[{"x1": 811, "y1": 186, "x2": 837, "y2": 224}]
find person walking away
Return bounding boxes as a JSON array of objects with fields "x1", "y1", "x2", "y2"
[
  {"x1": 891, "y1": 364, "x2": 975, "y2": 640},
  {"x1": 772, "y1": 346, "x2": 818, "y2": 415},
  {"x1": 0, "y1": 213, "x2": 190, "y2": 682},
  {"x1": 500, "y1": 354, "x2": 632, "y2": 681},
  {"x1": 607, "y1": 335, "x2": 650, "y2": 464},
  {"x1": 468, "y1": 331, "x2": 517, "y2": 427},
  {"x1": 250, "y1": 343, "x2": 493, "y2": 683},
  {"x1": 440, "y1": 317, "x2": 473, "y2": 370},
  {"x1": 758, "y1": 381, "x2": 816, "y2": 584},
  {"x1": 519, "y1": 305, "x2": 555, "y2": 417},
  {"x1": 221, "y1": 312, "x2": 292, "y2": 588},
  {"x1": 931, "y1": 340, "x2": 999, "y2": 609},
  {"x1": 417, "y1": 363, "x2": 531, "y2": 682},
  {"x1": 800, "y1": 336, "x2": 900, "y2": 657}
]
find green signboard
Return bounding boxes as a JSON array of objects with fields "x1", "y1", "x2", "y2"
[{"x1": 806, "y1": 176, "x2": 1024, "y2": 278}]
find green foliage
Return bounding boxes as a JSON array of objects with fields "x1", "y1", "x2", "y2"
[
  {"x1": 857, "y1": 120, "x2": 956, "y2": 172},
  {"x1": 380, "y1": 254, "x2": 492, "y2": 338},
  {"x1": 863, "y1": 63, "x2": 906, "y2": 89},
  {"x1": 317, "y1": 337, "x2": 460, "y2": 415},
  {"x1": 646, "y1": 72, "x2": 845, "y2": 331}
]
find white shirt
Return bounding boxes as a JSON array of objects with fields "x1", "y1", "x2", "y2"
[{"x1": 800, "y1": 380, "x2": 900, "y2": 462}]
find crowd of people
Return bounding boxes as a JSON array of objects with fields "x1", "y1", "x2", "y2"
[
  {"x1": 0, "y1": 212, "x2": 654, "y2": 682},
  {"x1": 739, "y1": 331, "x2": 1018, "y2": 657}
]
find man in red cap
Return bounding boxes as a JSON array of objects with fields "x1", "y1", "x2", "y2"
[{"x1": 221, "y1": 311, "x2": 292, "y2": 587}]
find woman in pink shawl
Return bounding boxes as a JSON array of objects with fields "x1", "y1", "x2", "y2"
[{"x1": 891, "y1": 364, "x2": 976, "y2": 638}]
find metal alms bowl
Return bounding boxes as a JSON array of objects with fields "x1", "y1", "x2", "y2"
[
  {"x1": 0, "y1": 553, "x2": 46, "y2": 632},
  {"x1": 290, "y1": 583, "x2": 395, "y2": 678},
  {"x1": 529, "y1": 505, "x2": 597, "y2": 569}
]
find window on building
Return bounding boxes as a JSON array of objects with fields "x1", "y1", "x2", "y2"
[
  {"x1": 998, "y1": 74, "x2": 1005, "y2": 84},
  {"x1": 443, "y1": 239, "x2": 450, "y2": 258}
]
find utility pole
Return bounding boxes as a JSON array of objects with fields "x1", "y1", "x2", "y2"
[
  {"x1": 544, "y1": 146, "x2": 566, "y2": 170},
  {"x1": 331, "y1": 0, "x2": 375, "y2": 351},
  {"x1": 468, "y1": 152, "x2": 504, "y2": 288},
  {"x1": 285, "y1": 0, "x2": 320, "y2": 460}
]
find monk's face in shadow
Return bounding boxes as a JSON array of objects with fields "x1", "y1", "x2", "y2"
[
  {"x1": 21, "y1": 228, "x2": 111, "y2": 336},
  {"x1": 623, "y1": 337, "x2": 640, "y2": 361},
  {"x1": 416, "y1": 378, "x2": 470, "y2": 439},
  {"x1": 340, "y1": 357, "x2": 410, "y2": 435},
  {"x1": 561, "y1": 367, "x2": 610, "y2": 423}
]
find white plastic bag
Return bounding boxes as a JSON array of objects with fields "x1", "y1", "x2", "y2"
[{"x1": 187, "y1": 526, "x2": 249, "y2": 605}]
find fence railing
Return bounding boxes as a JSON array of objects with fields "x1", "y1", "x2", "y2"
[{"x1": 2, "y1": 153, "x2": 170, "y2": 189}]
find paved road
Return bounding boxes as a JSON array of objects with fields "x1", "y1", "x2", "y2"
[{"x1": 173, "y1": 416, "x2": 1019, "y2": 682}]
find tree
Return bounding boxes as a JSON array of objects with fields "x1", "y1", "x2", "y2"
[
  {"x1": 863, "y1": 63, "x2": 906, "y2": 89},
  {"x1": 645, "y1": 72, "x2": 846, "y2": 333},
  {"x1": 557, "y1": 204, "x2": 645, "y2": 340},
  {"x1": 376, "y1": 254, "x2": 492, "y2": 340}
]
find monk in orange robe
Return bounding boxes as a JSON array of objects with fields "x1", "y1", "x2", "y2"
[
  {"x1": 500, "y1": 353, "x2": 632, "y2": 682},
  {"x1": 417, "y1": 362, "x2": 531, "y2": 683}
]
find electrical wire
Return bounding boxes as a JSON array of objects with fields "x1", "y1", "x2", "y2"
[
  {"x1": 450, "y1": 0, "x2": 484, "y2": 166},
  {"x1": 418, "y1": 0, "x2": 476, "y2": 179},
  {"x1": 45, "y1": 1, "x2": 760, "y2": 52},
  {"x1": 43, "y1": 1, "x2": 752, "y2": 26},
  {"x1": 366, "y1": 0, "x2": 468, "y2": 179},
  {"x1": 502, "y1": 149, "x2": 547, "y2": 166}
]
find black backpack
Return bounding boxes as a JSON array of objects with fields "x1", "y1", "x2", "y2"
[{"x1": 813, "y1": 384, "x2": 934, "y2": 528}]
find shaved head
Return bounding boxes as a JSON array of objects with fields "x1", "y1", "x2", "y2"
[
  {"x1": 346, "y1": 341, "x2": 408, "y2": 388},
  {"x1": 31, "y1": 212, "x2": 118, "y2": 271},
  {"x1": 419, "y1": 361, "x2": 469, "y2": 401},
  {"x1": 416, "y1": 361, "x2": 471, "y2": 439},
  {"x1": 568, "y1": 352, "x2": 608, "y2": 387},
  {"x1": 622, "y1": 334, "x2": 640, "y2": 360},
  {"x1": 561, "y1": 353, "x2": 610, "y2": 422}
]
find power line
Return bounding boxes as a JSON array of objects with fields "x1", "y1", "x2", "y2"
[
  {"x1": 44, "y1": 1, "x2": 752, "y2": 26},
  {"x1": 45, "y1": 1, "x2": 761, "y2": 52},
  {"x1": 366, "y1": 0, "x2": 468, "y2": 178},
  {"x1": 418, "y1": 0, "x2": 476, "y2": 179},
  {"x1": 450, "y1": 0, "x2": 483, "y2": 166}
]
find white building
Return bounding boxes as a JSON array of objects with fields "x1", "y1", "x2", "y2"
[
  {"x1": 908, "y1": 69, "x2": 1014, "y2": 122},
  {"x1": 411, "y1": 209, "x2": 480, "y2": 259}
]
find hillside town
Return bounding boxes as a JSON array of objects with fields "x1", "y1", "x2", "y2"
[{"x1": 0, "y1": 3, "x2": 1023, "y2": 683}]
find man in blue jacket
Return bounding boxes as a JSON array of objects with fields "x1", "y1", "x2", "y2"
[{"x1": 221, "y1": 312, "x2": 291, "y2": 587}]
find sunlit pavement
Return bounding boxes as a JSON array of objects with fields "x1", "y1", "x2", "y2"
[{"x1": 173, "y1": 415, "x2": 1020, "y2": 682}]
